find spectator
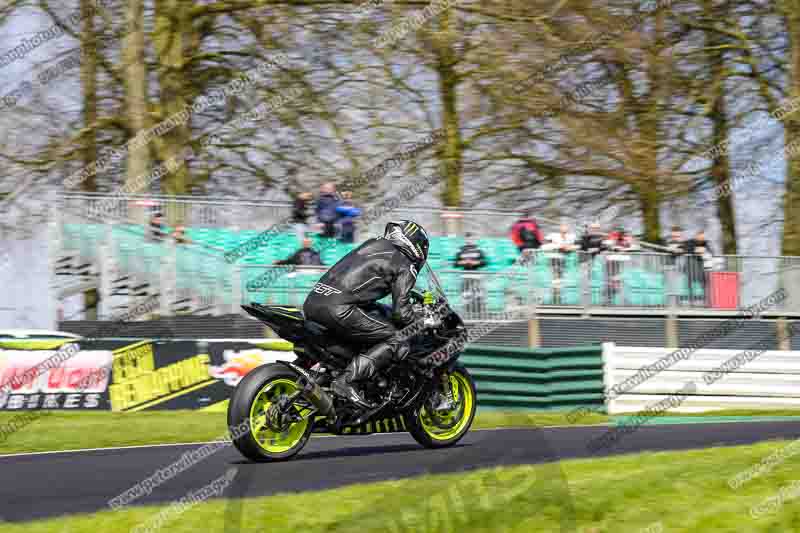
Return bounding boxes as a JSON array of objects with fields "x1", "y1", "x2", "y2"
[
  {"x1": 686, "y1": 229, "x2": 712, "y2": 255},
  {"x1": 543, "y1": 223, "x2": 578, "y2": 253},
  {"x1": 292, "y1": 191, "x2": 313, "y2": 242},
  {"x1": 274, "y1": 237, "x2": 323, "y2": 266},
  {"x1": 454, "y1": 233, "x2": 487, "y2": 270},
  {"x1": 510, "y1": 209, "x2": 544, "y2": 254},
  {"x1": 542, "y1": 223, "x2": 577, "y2": 303},
  {"x1": 666, "y1": 226, "x2": 687, "y2": 260},
  {"x1": 665, "y1": 225, "x2": 688, "y2": 305},
  {"x1": 335, "y1": 190, "x2": 361, "y2": 243},
  {"x1": 580, "y1": 221, "x2": 608, "y2": 257},
  {"x1": 605, "y1": 227, "x2": 623, "y2": 250},
  {"x1": 685, "y1": 229, "x2": 713, "y2": 305},
  {"x1": 604, "y1": 227, "x2": 637, "y2": 305},
  {"x1": 454, "y1": 232, "x2": 487, "y2": 315},
  {"x1": 148, "y1": 212, "x2": 168, "y2": 242},
  {"x1": 316, "y1": 182, "x2": 341, "y2": 238},
  {"x1": 603, "y1": 228, "x2": 639, "y2": 251},
  {"x1": 172, "y1": 224, "x2": 191, "y2": 245},
  {"x1": 618, "y1": 230, "x2": 641, "y2": 252},
  {"x1": 578, "y1": 221, "x2": 609, "y2": 305}
]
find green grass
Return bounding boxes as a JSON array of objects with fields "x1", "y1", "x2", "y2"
[
  {"x1": 0, "y1": 411, "x2": 230, "y2": 455},
  {"x1": 652, "y1": 409, "x2": 800, "y2": 418},
  {"x1": 0, "y1": 409, "x2": 610, "y2": 455},
  {"x1": 472, "y1": 408, "x2": 608, "y2": 429},
  {"x1": 3, "y1": 407, "x2": 799, "y2": 456},
  {"x1": 5, "y1": 440, "x2": 800, "y2": 532}
]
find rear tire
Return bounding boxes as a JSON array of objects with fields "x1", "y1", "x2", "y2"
[
  {"x1": 408, "y1": 364, "x2": 477, "y2": 448},
  {"x1": 227, "y1": 363, "x2": 314, "y2": 462}
]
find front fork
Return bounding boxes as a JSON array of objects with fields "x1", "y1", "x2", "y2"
[
  {"x1": 429, "y1": 370, "x2": 456, "y2": 412},
  {"x1": 440, "y1": 372, "x2": 453, "y2": 398}
]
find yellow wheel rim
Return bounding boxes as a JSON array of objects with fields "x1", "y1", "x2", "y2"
[
  {"x1": 419, "y1": 371, "x2": 474, "y2": 441},
  {"x1": 248, "y1": 378, "x2": 311, "y2": 453}
]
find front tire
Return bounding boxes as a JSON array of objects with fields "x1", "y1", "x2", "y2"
[
  {"x1": 227, "y1": 363, "x2": 314, "y2": 462},
  {"x1": 408, "y1": 364, "x2": 477, "y2": 448}
]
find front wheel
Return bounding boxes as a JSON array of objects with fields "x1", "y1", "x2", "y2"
[
  {"x1": 227, "y1": 363, "x2": 314, "y2": 462},
  {"x1": 408, "y1": 364, "x2": 477, "y2": 448}
]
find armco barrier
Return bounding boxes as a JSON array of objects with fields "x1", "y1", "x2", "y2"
[
  {"x1": 603, "y1": 342, "x2": 800, "y2": 413},
  {"x1": 460, "y1": 345, "x2": 605, "y2": 410}
]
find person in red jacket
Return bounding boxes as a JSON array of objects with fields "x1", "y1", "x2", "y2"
[{"x1": 510, "y1": 210, "x2": 544, "y2": 253}]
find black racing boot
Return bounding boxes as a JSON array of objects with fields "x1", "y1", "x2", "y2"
[{"x1": 331, "y1": 343, "x2": 398, "y2": 409}]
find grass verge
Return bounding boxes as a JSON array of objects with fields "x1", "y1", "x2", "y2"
[
  {"x1": 0, "y1": 409, "x2": 610, "y2": 455},
  {"x1": 3, "y1": 407, "x2": 799, "y2": 456},
  {"x1": 4, "y1": 440, "x2": 800, "y2": 532}
]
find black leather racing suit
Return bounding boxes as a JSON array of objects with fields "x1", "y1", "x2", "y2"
[{"x1": 304, "y1": 237, "x2": 419, "y2": 346}]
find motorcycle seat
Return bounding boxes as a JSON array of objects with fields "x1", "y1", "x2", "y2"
[
  {"x1": 247, "y1": 303, "x2": 304, "y2": 321},
  {"x1": 304, "y1": 320, "x2": 364, "y2": 360}
]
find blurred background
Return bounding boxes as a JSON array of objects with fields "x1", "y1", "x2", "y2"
[{"x1": 0, "y1": 0, "x2": 799, "y2": 333}]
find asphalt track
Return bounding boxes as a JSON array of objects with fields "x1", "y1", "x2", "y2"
[{"x1": 2, "y1": 420, "x2": 800, "y2": 524}]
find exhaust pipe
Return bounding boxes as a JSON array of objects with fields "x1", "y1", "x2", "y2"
[{"x1": 281, "y1": 361, "x2": 335, "y2": 417}]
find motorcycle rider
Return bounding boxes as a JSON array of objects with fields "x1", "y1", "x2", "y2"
[{"x1": 303, "y1": 220, "x2": 430, "y2": 408}]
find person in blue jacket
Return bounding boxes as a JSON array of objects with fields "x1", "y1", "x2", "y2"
[
  {"x1": 336, "y1": 190, "x2": 361, "y2": 243},
  {"x1": 316, "y1": 182, "x2": 341, "y2": 238}
]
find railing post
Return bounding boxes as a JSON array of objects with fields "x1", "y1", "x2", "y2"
[
  {"x1": 527, "y1": 315, "x2": 540, "y2": 348},
  {"x1": 667, "y1": 261, "x2": 678, "y2": 313},
  {"x1": 97, "y1": 242, "x2": 112, "y2": 320},
  {"x1": 47, "y1": 202, "x2": 62, "y2": 325},
  {"x1": 666, "y1": 315, "x2": 679, "y2": 348},
  {"x1": 160, "y1": 239, "x2": 176, "y2": 317},
  {"x1": 777, "y1": 318, "x2": 791, "y2": 350},
  {"x1": 232, "y1": 265, "x2": 243, "y2": 314},
  {"x1": 601, "y1": 342, "x2": 615, "y2": 414},
  {"x1": 581, "y1": 252, "x2": 591, "y2": 313}
]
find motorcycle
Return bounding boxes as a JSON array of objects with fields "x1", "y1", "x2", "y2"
[{"x1": 228, "y1": 264, "x2": 477, "y2": 462}]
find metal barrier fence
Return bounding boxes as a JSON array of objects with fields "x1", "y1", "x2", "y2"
[
  {"x1": 58, "y1": 193, "x2": 525, "y2": 237},
  {"x1": 60, "y1": 193, "x2": 293, "y2": 230},
  {"x1": 239, "y1": 251, "x2": 800, "y2": 318},
  {"x1": 49, "y1": 197, "x2": 800, "y2": 319}
]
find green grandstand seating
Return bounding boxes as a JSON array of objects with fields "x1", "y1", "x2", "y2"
[{"x1": 66, "y1": 224, "x2": 697, "y2": 310}]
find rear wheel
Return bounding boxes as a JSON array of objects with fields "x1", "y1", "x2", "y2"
[
  {"x1": 227, "y1": 363, "x2": 314, "y2": 462},
  {"x1": 408, "y1": 364, "x2": 476, "y2": 448}
]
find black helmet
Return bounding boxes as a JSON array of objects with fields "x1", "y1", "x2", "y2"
[{"x1": 384, "y1": 220, "x2": 429, "y2": 266}]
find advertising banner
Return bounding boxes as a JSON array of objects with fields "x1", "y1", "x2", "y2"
[
  {"x1": 108, "y1": 339, "x2": 296, "y2": 412},
  {"x1": 207, "y1": 341, "x2": 296, "y2": 387},
  {"x1": 108, "y1": 340, "x2": 215, "y2": 412},
  {"x1": 0, "y1": 345, "x2": 112, "y2": 410},
  {"x1": 0, "y1": 338, "x2": 297, "y2": 411}
]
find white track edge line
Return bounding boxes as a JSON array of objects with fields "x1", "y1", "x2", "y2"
[
  {"x1": 0, "y1": 426, "x2": 566, "y2": 458},
  {"x1": 3, "y1": 419, "x2": 793, "y2": 459}
]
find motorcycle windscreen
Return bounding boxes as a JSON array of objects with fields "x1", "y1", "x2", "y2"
[
  {"x1": 374, "y1": 261, "x2": 451, "y2": 309},
  {"x1": 416, "y1": 263, "x2": 464, "y2": 332},
  {"x1": 415, "y1": 262, "x2": 450, "y2": 305}
]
